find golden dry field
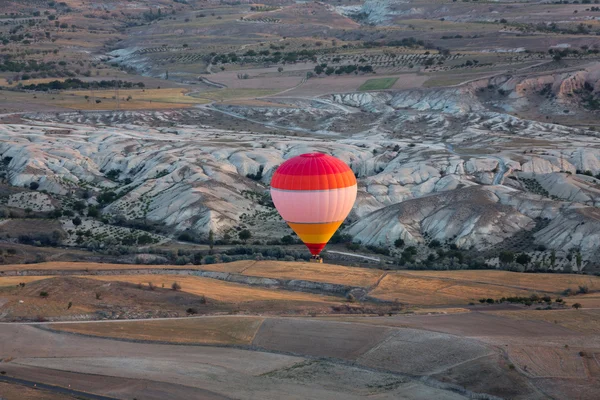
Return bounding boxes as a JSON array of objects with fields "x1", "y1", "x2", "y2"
[
  {"x1": 369, "y1": 274, "x2": 536, "y2": 305},
  {"x1": 48, "y1": 316, "x2": 265, "y2": 345},
  {"x1": 0, "y1": 276, "x2": 55, "y2": 287},
  {"x1": 0, "y1": 261, "x2": 191, "y2": 271},
  {"x1": 201, "y1": 260, "x2": 385, "y2": 287},
  {"x1": 2, "y1": 261, "x2": 598, "y2": 307},
  {"x1": 81, "y1": 274, "x2": 339, "y2": 304},
  {"x1": 400, "y1": 270, "x2": 600, "y2": 293}
]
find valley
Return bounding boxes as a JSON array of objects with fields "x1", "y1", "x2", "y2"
[{"x1": 0, "y1": 0, "x2": 599, "y2": 399}]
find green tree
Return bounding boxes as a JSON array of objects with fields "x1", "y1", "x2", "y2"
[
  {"x1": 239, "y1": 229, "x2": 251, "y2": 243},
  {"x1": 572, "y1": 303, "x2": 582, "y2": 310},
  {"x1": 394, "y1": 238, "x2": 405, "y2": 248},
  {"x1": 281, "y1": 235, "x2": 294, "y2": 245},
  {"x1": 208, "y1": 230, "x2": 214, "y2": 252},
  {"x1": 515, "y1": 253, "x2": 531, "y2": 266},
  {"x1": 87, "y1": 206, "x2": 99, "y2": 218},
  {"x1": 499, "y1": 251, "x2": 514, "y2": 265},
  {"x1": 73, "y1": 200, "x2": 86, "y2": 212},
  {"x1": 72, "y1": 216, "x2": 82, "y2": 226}
]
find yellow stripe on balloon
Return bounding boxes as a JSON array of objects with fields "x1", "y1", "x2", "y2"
[{"x1": 287, "y1": 221, "x2": 343, "y2": 244}]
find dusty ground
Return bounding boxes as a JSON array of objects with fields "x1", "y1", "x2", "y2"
[
  {"x1": 1, "y1": 309, "x2": 598, "y2": 400},
  {"x1": 0, "y1": 382, "x2": 80, "y2": 400},
  {"x1": 47, "y1": 316, "x2": 265, "y2": 345}
]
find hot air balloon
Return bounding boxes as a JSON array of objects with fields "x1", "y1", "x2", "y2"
[{"x1": 270, "y1": 153, "x2": 357, "y2": 262}]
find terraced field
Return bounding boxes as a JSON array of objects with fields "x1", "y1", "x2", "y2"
[{"x1": 2, "y1": 261, "x2": 597, "y2": 307}]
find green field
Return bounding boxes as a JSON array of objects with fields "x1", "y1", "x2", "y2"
[{"x1": 358, "y1": 78, "x2": 398, "y2": 91}]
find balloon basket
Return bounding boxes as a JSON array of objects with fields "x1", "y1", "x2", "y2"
[{"x1": 309, "y1": 255, "x2": 323, "y2": 263}]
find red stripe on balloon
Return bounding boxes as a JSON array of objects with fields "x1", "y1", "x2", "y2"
[
  {"x1": 274, "y1": 153, "x2": 352, "y2": 176},
  {"x1": 271, "y1": 170, "x2": 356, "y2": 191},
  {"x1": 271, "y1": 153, "x2": 356, "y2": 191},
  {"x1": 304, "y1": 243, "x2": 327, "y2": 256}
]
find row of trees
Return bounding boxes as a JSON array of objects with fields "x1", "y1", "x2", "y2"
[
  {"x1": 19, "y1": 79, "x2": 146, "y2": 91},
  {"x1": 313, "y1": 63, "x2": 373, "y2": 76}
]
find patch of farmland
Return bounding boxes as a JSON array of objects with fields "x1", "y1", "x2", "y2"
[
  {"x1": 509, "y1": 345, "x2": 587, "y2": 378},
  {"x1": 200, "y1": 260, "x2": 384, "y2": 287},
  {"x1": 60, "y1": 218, "x2": 167, "y2": 247},
  {"x1": 49, "y1": 317, "x2": 265, "y2": 345},
  {"x1": 6, "y1": 191, "x2": 56, "y2": 212},
  {"x1": 369, "y1": 274, "x2": 534, "y2": 305},
  {"x1": 491, "y1": 309, "x2": 600, "y2": 335},
  {"x1": 400, "y1": 270, "x2": 600, "y2": 293},
  {"x1": 359, "y1": 78, "x2": 398, "y2": 91},
  {"x1": 82, "y1": 274, "x2": 340, "y2": 304},
  {"x1": 357, "y1": 327, "x2": 493, "y2": 375},
  {"x1": 252, "y1": 318, "x2": 393, "y2": 359}
]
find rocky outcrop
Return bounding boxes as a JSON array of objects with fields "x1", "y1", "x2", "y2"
[
  {"x1": 347, "y1": 186, "x2": 536, "y2": 250},
  {"x1": 534, "y1": 208, "x2": 600, "y2": 260}
]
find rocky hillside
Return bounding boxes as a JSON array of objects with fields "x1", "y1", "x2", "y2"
[{"x1": 1, "y1": 79, "x2": 600, "y2": 270}]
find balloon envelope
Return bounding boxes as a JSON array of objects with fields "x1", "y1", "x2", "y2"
[{"x1": 270, "y1": 153, "x2": 357, "y2": 256}]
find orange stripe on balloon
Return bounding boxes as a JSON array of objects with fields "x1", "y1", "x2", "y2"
[
  {"x1": 271, "y1": 170, "x2": 356, "y2": 191},
  {"x1": 287, "y1": 221, "x2": 343, "y2": 246}
]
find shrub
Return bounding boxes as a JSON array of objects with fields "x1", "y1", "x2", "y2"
[
  {"x1": 345, "y1": 242, "x2": 360, "y2": 251},
  {"x1": 95, "y1": 292, "x2": 102, "y2": 300},
  {"x1": 203, "y1": 255, "x2": 216, "y2": 264},
  {"x1": 346, "y1": 293, "x2": 356, "y2": 303},
  {"x1": 238, "y1": 229, "x2": 251, "y2": 243},
  {"x1": 515, "y1": 253, "x2": 531, "y2": 265},
  {"x1": 572, "y1": 303, "x2": 582, "y2": 310},
  {"x1": 39, "y1": 291, "x2": 49, "y2": 298},
  {"x1": 178, "y1": 232, "x2": 194, "y2": 242},
  {"x1": 499, "y1": 251, "x2": 514, "y2": 264},
  {"x1": 148, "y1": 282, "x2": 155, "y2": 291},
  {"x1": 29, "y1": 182, "x2": 40, "y2": 190},
  {"x1": 172, "y1": 282, "x2": 181, "y2": 291},
  {"x1": 187, "y1": 307, "x2": 198, "y2": 314},
  {"x1": 577, "y1": 285, "x2": 589, "y2": 294},
  {"x1": 280, "y1": 235, "x2": 294, "y2": 245}
]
